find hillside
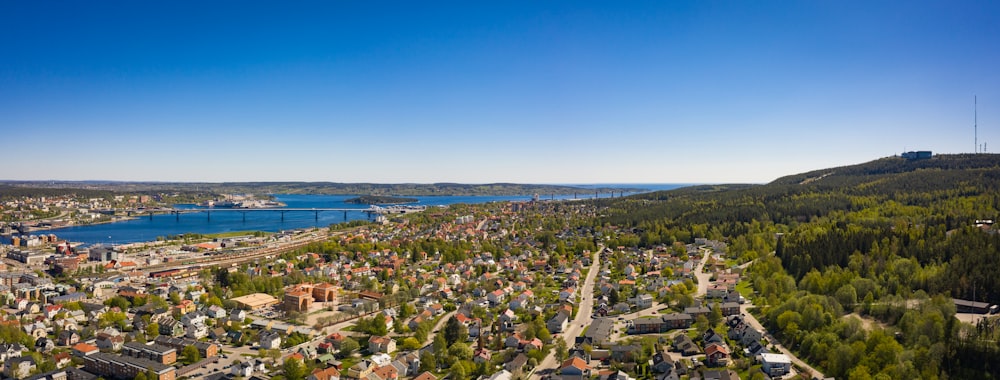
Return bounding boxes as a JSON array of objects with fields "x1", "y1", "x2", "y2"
[{"x1": 594, "y1": 154, "x2": 1000, "y2": 379}]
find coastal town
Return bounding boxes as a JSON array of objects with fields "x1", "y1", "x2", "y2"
[{"x1": 0, "y1": 191, "x2": 812, "y2": 380}]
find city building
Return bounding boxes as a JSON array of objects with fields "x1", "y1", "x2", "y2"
[
  {"x1": 83, "y1": 352, "x2": 176, "y2": 380},
  {"x1": 284, "y1": 289, "x2": 314, "y2": 312},
  {"x1": 121, "y1": 342, "x2": 177, "y2": 365}
]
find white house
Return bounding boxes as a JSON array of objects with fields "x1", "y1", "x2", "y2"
[
  {"x1": 260, "y1": 331, "x2": 281, "y2": 350},
  {"x1": 630, "y1": 294, "x2": 653, "y2": 309},
  {"x1": 759, "y1": 353, "x2": 791, "y2": 377}
]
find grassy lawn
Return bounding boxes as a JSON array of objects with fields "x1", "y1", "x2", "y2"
[{"x1": 340, "y1": 357, "x2": 359, "y2": 371}]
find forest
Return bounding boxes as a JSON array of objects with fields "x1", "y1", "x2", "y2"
[{"x1": 593, "y1": 154, "x2": 1000, "y2": 379}]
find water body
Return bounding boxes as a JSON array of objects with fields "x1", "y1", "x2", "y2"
[{"x1": 47, "y1": 185, "x2": 690, "y2": 246}]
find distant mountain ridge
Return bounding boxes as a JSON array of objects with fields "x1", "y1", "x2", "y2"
[{"x1": 0, "y1": 181, "x2": 645, "y2": 197}]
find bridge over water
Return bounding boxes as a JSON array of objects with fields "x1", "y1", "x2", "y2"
[{"x1": 113, "y1": 205, "x2": 423, "y2": 222}]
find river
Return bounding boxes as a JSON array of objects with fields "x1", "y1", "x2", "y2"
[{"x1": 44, "y1": 186, "x2": 687, "y2": 246}]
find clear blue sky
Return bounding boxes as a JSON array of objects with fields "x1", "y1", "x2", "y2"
[{"x1": 2, "y1": 1, "x2": 997, "y2": 184}]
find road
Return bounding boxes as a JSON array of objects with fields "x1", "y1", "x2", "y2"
[
  {"x1": 423, "y1": 310, "x2": 458, "y2": 346},
  {"x1": 693, "y1": 248, "x2": 711, "y2": 298},
  {"x1": 531, "y1": 249, "x2": 601, "y2": 379}
]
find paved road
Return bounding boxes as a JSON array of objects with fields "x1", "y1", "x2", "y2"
[
  {"x1": 423, "y1": 310, "x2": 458, "y2": 346},
  {"x1": 531, "y1": 249, "x2": 601, "y2": 379},
  {"x1": 693, "y1": 248, "x2": 711, "y2": 298}
]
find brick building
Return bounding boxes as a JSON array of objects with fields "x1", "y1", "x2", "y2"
[
  {"x1": 122, "y1": 342, "x2": 177, "y2": 365},
  {"x1": 83, "y1": 352, "x2": 176, "y2": 380}
]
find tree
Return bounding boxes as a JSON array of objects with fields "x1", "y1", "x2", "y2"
[
  {"x1": 449, "y1": 342, "x2": 473, "y2": 361},
  {"x1": 146, "y1": 322, "x2": 159, "y2": 339},
  {"x1": 401, "y1": 337, "x2": 422, "y2": 351},
  {"x1": 105, "y1": 296, "x2": 131, "y2": 310},
  {"x1": 449, "y1": 361, "x2": 468, "y2": 380},
  {"x1": 444, "y1": 316, "x2": 468, "y2": 345},
  {"x1": 99, "y1": 311, "x2": 127, "y2": 329},
  {"x1": 556, "y1": 338, "x2": 568, "y2": 361},
  {"x1": 134, "y1": 372, "x2": 148, "y2": 380},
  {"x1": 169, "y1": 292, "x2": 181, "y2": 305},
  {"x1": 694, "y1": 315, "x2": 710, "y2": 334},
  {"x1": 433, "y1": 332, "x2": 448, "y2": 357},
  {"x1": 182, "y1": 345, "x2": 201, "y2": 365},
  {"x1": 708, "y1": 302, "x2": 723, "y2": 327},
  {"x1": 283, "y1": 357, "x2": 306, "y2": 380},
  {"x1": 414, "y1": 321, "x2": 431, "y2": 343},
  {"x1": 339, "y1": 337, "x2": 359, "y2": 358},
  {"x1": 419, "y1": 351, "x2": 436, "y2": 373},
  {"x1": 609, "y1": 289, "x2": 620, "y2": 306},
  {"x1": 536, "y1": 325, "x2": 552, "y2": 343}
]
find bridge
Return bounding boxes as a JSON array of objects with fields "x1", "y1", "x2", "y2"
[{"x1": 110, "y1": 205, "x2": 425, "y2": 221}]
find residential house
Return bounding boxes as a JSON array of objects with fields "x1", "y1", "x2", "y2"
[
  {"x1": 205, "y1": 305, "x2": 227, "y2": 319},
  {"x1": 703, "y1": 328, "x2": 724, "y2": 345},
  {"x1": 559, "y1": 288, "x2": 575, "y2": 302},
  {"x1": 707, "y1": 284, "x2": 728, "y2": 298},
  {"x1": 57, "y1": 330, "x2": 80, "y2": 346},
  {"x1": 504, "y1": 353, "x2": 529, "y2": 374},
  {"x1": 758, "y1": 353, "x2": 792, "y2": 377},
  {"x1": 4, "y1": 356, "x2": 35, "y2": 379},
  {"x1": 53, "y1": 352, "x2": 71, "y2": 368},
  {"x1": 705, "y1": 343, "x2": 729, "y2": 367},
  {"x1": 473, "y1": 347, "x2": 491, "y2": 364},
  {"x1": 718, "y1": 302, "x2": 740, "y2": 317},
  {"x1": 368, "y1": 335, "x2": 396, "y2": 354},
  {"x1": 309, "y1": 366, "x2": 341, "y2": 380},
  {"x1": 610, "y1": 345, "x2": 640, "y2": 363},
  {"x1": 232, "y1": 359, "x2": 267, "y2": 378},
  {"x1": 260, "y1": 331, "x2": 282, "y2": 350},
  {"x1": 683, "y1": 306, "x2": 711, "y2": 318},
  {"x1": 630, "y1": 294, "x2": 654, "y2": 309},
  {"x1": 412, "y1": 372, "x2": 437, "y2": 380},
  {"x1": 0, "y1": 343, "x2": 27, "y2": 362},
  {"x1": 560, "y1": 357, "x2": 592, "y2": 377},
  {"x1": 672, "y1": 335, "x2": 700, "y2": 356},
  {"x1": 498, "y1": 309, "x2": 517, "y2": 332},
  {"x1": 71, "y1": 342, "x2": 99, "y2": 357},
  {"x1": 488, "y1": 289, "x2": 506, "y2": 305},
  {"x1": 651, "y1": 350, "x2": 677, "y2": 375},
  {"x1": 546, "y1": 313, "x2": 569, "y2": 334},
  {"x1": 697, "y1": 369, "x2": 741, "y2": 380},
  {"x1": 34, "y1": 337, "x2": 55, "y2": 353},
  {"x1": 345, "y1": 360, "x2": 375, "y2": 380},
  {"x1": 95, "y1": 332, "x2": 124, "y2": 351},
  {"x1": 158, "y1": 318, "x2": 185, "y2": 337}
]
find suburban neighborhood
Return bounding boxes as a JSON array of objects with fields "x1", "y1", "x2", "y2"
[{"x1": 0, "y1": 193, "x2": 818, "y2": 380}]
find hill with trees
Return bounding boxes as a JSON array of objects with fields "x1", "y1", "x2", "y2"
[{"x1": 593, "y1": 154, "x2": 1000, "y2": 379}]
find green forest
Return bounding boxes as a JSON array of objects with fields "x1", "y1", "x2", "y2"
[{"x1": 593, "y1": 154, "x2": 1000, "y2": 379}]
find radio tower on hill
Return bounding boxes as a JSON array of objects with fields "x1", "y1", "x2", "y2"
[{"x1": 975, "y1": 96, "x2": 978, "y2": 153}]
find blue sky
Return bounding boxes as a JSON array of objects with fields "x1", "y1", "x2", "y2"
[{"x1": 1, "y1": 1, "x2": 997, "y2": 184}]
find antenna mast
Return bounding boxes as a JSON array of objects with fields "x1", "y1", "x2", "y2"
[{"x1": 975, "y1": 95, "x2": 978, "y2": 153}]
